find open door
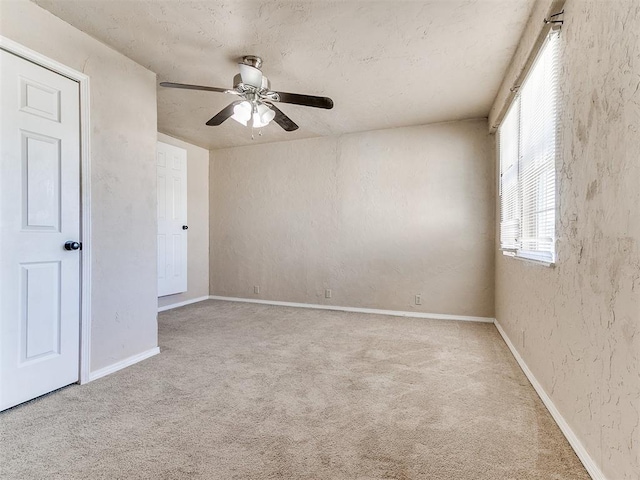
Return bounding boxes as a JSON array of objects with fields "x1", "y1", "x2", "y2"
[{"x1": 0, "y1": 49, "x2": 81, "y2": 410}]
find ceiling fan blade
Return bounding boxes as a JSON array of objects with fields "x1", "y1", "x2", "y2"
[
  {"x1": 160, "y1": 82, "x2": 228, "y2": 93},
  {"x1": 268, "y1": 104, "x2": 299, "y2": 132},
  {"x1": 272, "y1": 91, "x2": 334, "y2": 109},
  {"x1": 206, "y1": 101, "x2": 242, "y2": 126}
]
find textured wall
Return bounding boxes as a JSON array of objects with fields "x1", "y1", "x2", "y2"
[
  {"x1": 210, "y1": 120, "x2": 495, "y2": 318},
  {"x1": 1, "y1": 0, "x2": 159, "y2": 372},
  {"x1": 157, "y1": 133, "x2": 210, "y2": 308},
  {"x1": 493, "y1": 1, "x2": 640, "y2": 478}
]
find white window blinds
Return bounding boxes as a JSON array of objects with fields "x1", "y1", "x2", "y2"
[
  {"x1": 499, "y1": 98, "x2": 520, "y2": 251},
  {"x1": 499, "y1": 29, "x2": 560, "y2": 263}
]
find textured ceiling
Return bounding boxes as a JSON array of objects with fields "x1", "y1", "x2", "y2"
[{"x1": 34, "y1": 0, "x2": 535, "y2": 150}]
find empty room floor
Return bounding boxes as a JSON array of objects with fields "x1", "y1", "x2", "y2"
[{"x1": 1, "y1": 300, "x2": 588, "y2": 479}]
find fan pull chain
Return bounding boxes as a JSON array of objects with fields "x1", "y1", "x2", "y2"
[{"x1": 250, "y1": 128, "x2": 263, "y2": 141}]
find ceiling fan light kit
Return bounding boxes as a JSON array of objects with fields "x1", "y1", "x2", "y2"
[
  {"x1": 231, "y1": 101, "x2": 275, "y2": 128},
  {"x1": 160, "y1": 55, "x2": 333, "y2": 135}
]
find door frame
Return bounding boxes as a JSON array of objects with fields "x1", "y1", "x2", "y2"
[{"x1": 0, "y1": 36, "x2": 93, "y2": 385}]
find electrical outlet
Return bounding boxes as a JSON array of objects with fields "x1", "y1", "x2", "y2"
[
  {"x1": 415, "y1": 294, "x2": 422, "y2": 305},
  {"x1": 254, "y1": 286, "x2": 260, "y2": 294},
  {"x1": 325, "y1": 289, "x2": 332, "y2": 299}
]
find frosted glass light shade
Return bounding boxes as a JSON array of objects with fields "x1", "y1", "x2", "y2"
[
  {"x1": 231, "y1": 101, "x2": 252, "y2": 126},
  {"x1": 253, "y1": 103, "x2": 276, "y2": 128}
]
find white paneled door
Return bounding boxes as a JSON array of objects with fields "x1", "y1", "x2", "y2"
[
  {"x1": 0, "y1": 50, "x2": 81, "y2": 410},
  {"x1": 157, "y1": 141, "x2": 187, "y2": 297}
]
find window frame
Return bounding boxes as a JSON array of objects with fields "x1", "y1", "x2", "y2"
[{"x1": 498, "y1": 28, "x2": 561, "y2": 266}]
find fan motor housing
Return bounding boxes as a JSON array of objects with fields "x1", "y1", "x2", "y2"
[{"x1": 233, "y1": 73, "x2": 270, "y2": 92}]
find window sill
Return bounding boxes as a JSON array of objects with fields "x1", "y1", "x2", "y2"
[{"x1": 501, "y1": 250, "x2": 555, "y2": 267}]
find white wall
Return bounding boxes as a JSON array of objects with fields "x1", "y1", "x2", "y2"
[
  {"x1": 491, "y1": 1, "x2": 640, "y2": 478},
  {"x1": 1, "y1": 0, "x2": 159, "y2": 373},
  {"x1": 210, "y1": 120, "x2": 495, "y2": 318},
  {"x1": 157, "y1": 133, "x2": 210, "y2": 309}
]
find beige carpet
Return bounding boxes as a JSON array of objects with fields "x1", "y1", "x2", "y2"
[{"x1": 1, "y1": 300, "x2": 589, "y2": 479}]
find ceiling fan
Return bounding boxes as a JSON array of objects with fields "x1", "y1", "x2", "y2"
[{"x1": 160, "y1": 55, "x2": 334, "y2": 132}]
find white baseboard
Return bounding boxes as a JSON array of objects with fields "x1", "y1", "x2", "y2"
[
  {"x1": 494, "y1": 320, "x2": 606, "y2": 480},
  {"x1": 208, "y1": 295, "x2": 495, "y2": 323},
  {"x1": 158, "y1": 295, "x2": 210, "y2": 312},
  {"x1": 88, "y1": 347, "x2": 160, "y2": 382}
]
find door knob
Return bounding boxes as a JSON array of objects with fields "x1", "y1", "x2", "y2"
[
  {"x1": 64, "y1": 241, "x2": 81, "y2": 251},
  {"x1": 182, "y1": 225, "x2": 188, "y2": 230}
]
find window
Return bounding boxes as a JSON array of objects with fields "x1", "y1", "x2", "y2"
[{"x1": 498, "y1": 30, "x2": 560, "y2": 264}]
